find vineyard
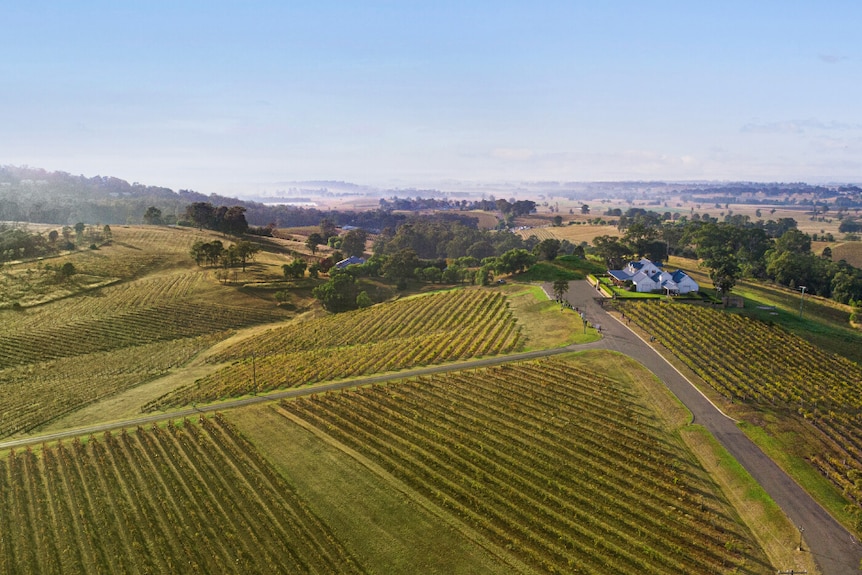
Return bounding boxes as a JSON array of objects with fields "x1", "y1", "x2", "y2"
[
  {"x1": 145, "y1": 288, "x2": 523, "y2": 410},
  {"x1": 0, "y1": 335, "x2": 223, "y2": 438},
  {"x1": 616, "y1": 300, "x2": 862, "y2": 512},
  {"x1": 0, "y1": 226, "x2": 291, "y2": 437},
  {"x1": 0, "y1": 415, "x2": 366, "y2": 574},
  {"x1": 274, "y1": 357, "x2": 771, "y2": 574}
]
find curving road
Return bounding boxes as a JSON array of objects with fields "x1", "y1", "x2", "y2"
[
  {"x1": 558, "y1": 280, "x2": 862, "y2": 575},
  {"x1": 3, "y1": 280, "x2": 861, "y2": 572}
]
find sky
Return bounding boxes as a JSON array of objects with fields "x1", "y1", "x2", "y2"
[{"x1": 2, "y1": 1, "x2": 861, "y2": 195}]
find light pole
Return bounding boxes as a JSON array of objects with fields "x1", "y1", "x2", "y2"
[{"x1": 798, "y1": 286, "x2": 807, "y2": 318}]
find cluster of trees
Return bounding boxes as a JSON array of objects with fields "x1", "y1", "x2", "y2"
[
  {"x1": 190, "y1": 240, "x2": 259, "y2": 271},
  {"x1": 0, "y1": 223, "x2": 112, "y2": 263},
  {"x1": 0, "y1": 166, "x2": 185, "y2": 225},
  {"x1": 184, "y1": 203, "x2": 249, "y2": 235},
  {"x1": 588, "y1": 208, "x2": 862, "y2": 304},
  {"x1": 377, "y1": 196, "x2": 537, "y2": 217}
]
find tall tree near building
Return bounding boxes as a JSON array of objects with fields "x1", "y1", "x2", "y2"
[{"x1": 341, "y1": 229, "x2": 367, "y2": 257}]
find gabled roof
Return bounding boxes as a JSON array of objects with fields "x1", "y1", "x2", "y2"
[
  {"x1": 335, "y1": 256, "x2": 366, "y2": 269},
  {"x1": 608, "y1": 270, "x2": 633, "y2": 281}
]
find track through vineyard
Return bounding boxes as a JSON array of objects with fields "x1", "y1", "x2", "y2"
[{"x1": 145, "y1": 288, "x2": 523, "y2": 410}]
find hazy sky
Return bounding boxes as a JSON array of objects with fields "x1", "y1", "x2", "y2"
[{"x1": 2, "y1": 1, "x2": 860, "y2": 194}]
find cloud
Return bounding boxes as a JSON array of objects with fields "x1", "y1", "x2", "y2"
[
  {"x1": 491, "y1": 148, "x2": 534, "y2": 161},
  {"x1": 818, "y1": 53, "x2": 849, "y2": 64},
  {"x1": 741, "y1": 118, "x2": 862, "y2": 135},
  {"x1": 740, "y1": 121, "x2": 803, "y2": 135}
]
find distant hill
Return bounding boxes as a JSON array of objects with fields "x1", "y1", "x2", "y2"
[
  {"x1": 0, "y1": 165, "x2": 189, "y2": 225},
  {"x1": 0, "y1": 166, "x2": 464, "y2": 231}
]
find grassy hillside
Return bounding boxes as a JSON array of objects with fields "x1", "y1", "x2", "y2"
[
  {"x1": 0, "y1": 226, "x2": 292, "y2": 436},
  {"x1": 667, "y1": 255, "x2": 862, "y2": 363}
]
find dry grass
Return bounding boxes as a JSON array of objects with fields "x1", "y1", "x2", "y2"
[{"x1": 831, "y1": 241, "x2": 862, "y2": 268}]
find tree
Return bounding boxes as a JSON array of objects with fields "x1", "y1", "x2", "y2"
[
  {"x1": 694, "y1": 223, "x2": 741, "y2": 296},
  {"x1": 305, "y1": 232, "x2": 324, "y2": 254},
  {"x1": 59, "y1": 262, "x2": 76, "y2": 281},
  {"x1": 74, "y1": 222, "x2": 86, "y2": 238},
  {"x1": 496, "y1": 248, "x2": 536, "y2": 275},
  {"x1": 382, "y1": 248, "x2": 420, "y2": 281},
  {"x1": 553, "y1": 215, "x2": 563, "y2": 227},
  {"x1": 313, "y1": 269, "x2": 358, "y2": 312},
  {"x1": 466, "y1": 240, "x2": 495, "y2": 260},
  {"x1": 552, "y1": 279, "x2": 569, "y2": 301},
  {"x1": 475, "y1": 265, "x2": 494, "y2": 286},
  {"x1": 282, "y1": 258, "x2": 307, "y2": 279},
  {"x1": 190, "y1": 240, "x2": 207, "y2": 266},
  {"x1": 48, "y1": 229, "x2": 59, "y2": 245},
  {"x1": 319, "y1": 218, "x2": 338, "y2": 240},
  {"x1": 235, "y1": 241, "x2": 259, "y2": 271},
  {"x1": 341, "y1": 229, "x2": 367, "y2": 258},
  {"x1": 143, "y1": 206, "x2": 163, "y2": 225},
  {"x1": 534, "y1": 239, "x2": 561, "y2": 261},
  {"x1": 591, "y1": 236, "x2": 632, "y2": 270},
  {"x1": 709, "y1": 257, "x2": 740, "y2": 297},
  {"x1": 581, "y1": 204, "x2": 590, "y2": 215},
  {"x1": 221, "y1": 206, "x2": 249, "y2": 236},
  {"x1": 186, "y1": 202, "x2": 216, "y2": 230},
  {"x1": 356, "y1": 291, "x2": 373, "y2": 308},
  {"x1": 208, "y1": 241, "x2": 225, "y2": 266}
]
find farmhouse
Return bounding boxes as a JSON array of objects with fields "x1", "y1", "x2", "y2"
[
  {"x1": 608, "y1": 258, "x2": 699, "y2": 294},
  {"x1": 334, "y1": 255, "x2": 366, "y2": 269}
]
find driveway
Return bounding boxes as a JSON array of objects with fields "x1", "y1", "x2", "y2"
[{"x1": 557, "y1": 280, "x2": 862, "y2": 575}]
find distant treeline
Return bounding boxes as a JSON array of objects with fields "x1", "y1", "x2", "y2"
[
  {"x1": 677, "y1": 182, "x2": 862, "y2": 206},
  {"x1": 378, "y1": 196, "x2": 537, "y2": 218}
]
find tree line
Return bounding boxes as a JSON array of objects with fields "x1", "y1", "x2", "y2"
[{"x1": 588, "y1": 208, "x2": 862, "y2": 304}]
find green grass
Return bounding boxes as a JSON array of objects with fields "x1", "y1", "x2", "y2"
[
  {"x1": 680, "y1": 425, "x2": 818, "y2": 573},
  {"x1": 738, "y1": 421, "x2": 855, "y2": 527},
  {"x1": 726, "y1": 282, "x2": 861, "y2": 363},
  {"x1": 515, "y1": 262, "x2": 581, "y2": 281},
  {"x1": 229, "y1": 404, "x2": 527, "y2": 575},
  {"x1": 670, "y1": 256, "x2": 862, "y2": 363},
  {"x1": 503, "y1": 284, "x2": 600, "y2": 348},
  {"x1": 595, "y1": 276, "x2": 663, "y2": 299},
  {"x1": 515, "y1": 255, "x2": 605, "y2": 282}
]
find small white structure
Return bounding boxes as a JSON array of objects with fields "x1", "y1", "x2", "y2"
[
  {"x1": 608, "y1": 258, "x2": 699, "y2": 294},
  {"x1": 334, "y1": 256, "x2": 366, "y2": 269}
]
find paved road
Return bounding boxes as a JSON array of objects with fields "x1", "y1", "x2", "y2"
[{"x1": 559, "y1": 280, "x2": 862, "y2": 575}]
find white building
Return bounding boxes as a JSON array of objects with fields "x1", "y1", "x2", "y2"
[{"x1": 608, "y1": 258, "x2": 699, "y2": 294}]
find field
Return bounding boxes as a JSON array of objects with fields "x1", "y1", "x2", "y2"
[
  {"x1": 234, "y1": 354, "x2": 773, "y2": 574},
  {"x1": 0, "y1": 222, "x2": 816, "y2": 573},
  {"x1": 0, "y1": 353, "x2": 779, "y2": 574},
  {"x1": 514, "y1": 222, "x2": 620, "y2": 244},
  {"x1": 0, "y1": 226, "x2": 292, "y2": 437},
  {"x1": 144, "y1": 288, "x2": 525, "y2": 410},
  {"x1": 667, "y1": 255, "x2": 862, "y2": 363},
  {"x1": 616, "y1": 300, "x2": 862, "y2": 529},
  {"x1": 832, "y1": 241, "x2": 862, "y2": 268},
  {"x1": 0, "y1": 415, "x2": 365, "y2": 574}
]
